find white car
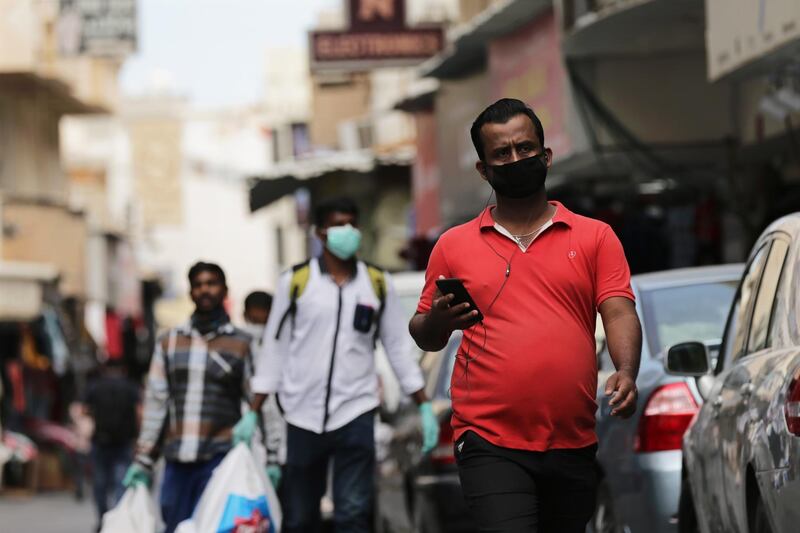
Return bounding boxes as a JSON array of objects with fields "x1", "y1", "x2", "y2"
[{"x1": 668, "y1": 214, "x2": 800, "y2": 533}]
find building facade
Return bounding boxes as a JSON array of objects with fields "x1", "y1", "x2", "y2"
[{"x1": 394, "y1": 0, "x2": 800, "y2": 272}]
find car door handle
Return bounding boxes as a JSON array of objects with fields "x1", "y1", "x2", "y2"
[{"x1": 740, "y1": 383, "x2": 754, "y2": 398}]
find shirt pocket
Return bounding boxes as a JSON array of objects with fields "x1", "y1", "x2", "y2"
[
  {"x1": 353, "y1": 303, "x2": 376, "y2": 333},
  {"x1": 351, "y1": 286, "x2": 381, "y2": 337}
]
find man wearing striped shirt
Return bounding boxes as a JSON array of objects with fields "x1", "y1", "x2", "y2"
[{"x1": 122, "y1": 262, "x2": 259, "y2": 533}]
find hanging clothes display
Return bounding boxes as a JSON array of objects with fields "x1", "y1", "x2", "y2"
[
  {"x1": 105, "y1": 309, "x2": 123, "y2": 361},
  {"x1": 42, "y1": 308, "x2": 69, "y2": 376},
  {"x1": 5, "y1": 359, "x2": 25, "y2": 414},
  {"x1": 20, "y1": 325, "x2": 50, "y2": 371}
]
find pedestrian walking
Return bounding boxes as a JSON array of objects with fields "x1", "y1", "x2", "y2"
[
  {"x1": 122, "y1": 262, "x2": 259, "y2": 533},
  {"x1": 250, "y1": 197, "x2": 439, "y2": 533},
  {"x1": 409, "y1": 98, "x2": 643, "y2": 533},
  {"x1": 82, "y1": 358, "x2": 139, "y2": 530},
  {"x1": 67, "y1": 399, "x2": 93, "y2": 501},
  {"x1": 242, "y1": 290, "x2": 284, "y2": 490}
]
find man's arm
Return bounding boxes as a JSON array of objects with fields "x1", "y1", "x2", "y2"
[
  {"x1": 410, "y1": 239, "x2": 478, "y2": 352},
  {"x1": 242, "y1": 344, "x2": 254, "y2": 406},
  {"x1": 599, "y1": 296, "x2": 642, "y2": 418},
  {"x1": 378, "y1": 273, "x2": 427, "y2": 401},
  {"x1": 250, "y1": 271, "x2": 293, "y2": 412},
  {"x1": 134, "y1": 336, "x2": 171, "y2": 468},
  {"x1": 380, "y1": 274, "x2": 440, "y2": 453},
  {"x1": 409, "y1": 280, "x2": 480, "y2": 352},
  {"x1": 409, "y1": 312, "x2": 449, "y2": 353}
]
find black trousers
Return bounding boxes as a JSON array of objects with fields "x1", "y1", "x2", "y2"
[
  {"x1": 455, "y1": 431, "x2": 598, "y2": 533},
  {"x1": 282, "y1": 411, "x2": 375, "y2": 533}
]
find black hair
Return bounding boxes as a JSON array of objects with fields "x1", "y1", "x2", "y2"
[
  {"x1": 470, "y1": 98, "x2": 545, "y2": 162},
  {"x1": 313, "y1": 197, "x2": 359, "y2": 227},
  {"x1": 244, "y1": 291, "x2": 273, "y2": 311},
  {"x1": 188, "y1": 261, "x2": 227, "y2": 287}
]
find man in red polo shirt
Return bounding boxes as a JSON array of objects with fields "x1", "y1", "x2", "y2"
[{"x1": 410, "y1": 98, "x2": 642, "y2": 532}]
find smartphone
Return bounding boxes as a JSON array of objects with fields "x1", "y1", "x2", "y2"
[{"x1": 435, "y1": 278, "x2": 484, "y2": 322}]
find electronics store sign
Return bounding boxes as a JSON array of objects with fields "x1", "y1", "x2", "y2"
[{"x1": 310, "y1": 0, "x2": 443, "y2": 69}]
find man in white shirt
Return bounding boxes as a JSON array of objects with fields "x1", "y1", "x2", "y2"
[{"x1": 248, "y1": 197, "x2": 438, "y2": 533}]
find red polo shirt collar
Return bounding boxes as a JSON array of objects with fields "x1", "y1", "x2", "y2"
[{"x1": 478, "y1": 201, "x2": 574, "y2": 230}]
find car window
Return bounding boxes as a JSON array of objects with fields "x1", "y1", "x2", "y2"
[
  {"x1": 641, "y1": 280, "x2": 738, "y2": 356},
  {"x1": 718, "y1": 243, "x2": 770, "y2": 370},
  {"x1": 748, "y1": 238, "x2": 790, "y2": 353}
]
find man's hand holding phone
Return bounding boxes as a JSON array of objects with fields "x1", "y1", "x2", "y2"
[
  {"x1": 409, "y1": 276, "x2": 483, "y2": 352},
  {"x1": 429, "y1": 276, "x2": 482, "y2": 336}
]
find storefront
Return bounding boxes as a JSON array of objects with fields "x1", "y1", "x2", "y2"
[
  {"x1": 0, "y1": 261, "x2": 63, "y2": 491},
  {"x1": 704, "y1": 0, "x2": 800, "y2": 252},
  {"x1": 396, "y1": 0, "x2": 761, "y2": 272},
  {"x1": 249, "y1": 150, "x2": 415, "y2": 271}
]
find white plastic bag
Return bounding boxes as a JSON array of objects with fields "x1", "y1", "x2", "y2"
[
  {"x1": 100, "y1": 484, "x2": 158, "y2": 533},
  {"x1": 176, "y1": 443, "x2": 282, "y2": 533}
]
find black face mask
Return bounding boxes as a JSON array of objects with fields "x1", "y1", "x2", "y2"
[{"x1": 487, "y1": 154, "x2": 548, "y2": 199}]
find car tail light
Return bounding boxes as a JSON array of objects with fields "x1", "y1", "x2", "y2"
[
  {"x1": 785, "y1": 369, "x2": 800, "y2": 436},
  {"x1": 430, "y1": 418, "x2": 455, "y2": 465},
  {"x1": 635, "y1": 382, "x2": 699, "y2": 453}
]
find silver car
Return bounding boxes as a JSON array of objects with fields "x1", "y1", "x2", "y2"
[
  {"x1": 593, "y1": 264, "x2": 742, "y2": 533},
  {"x1": 668, "y1": 214, "x2": 800, "y2": 533}
]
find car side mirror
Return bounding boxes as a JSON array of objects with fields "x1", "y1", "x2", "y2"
[{"x1": 664, "y1": 341, "x2": 710, "y2": 376}]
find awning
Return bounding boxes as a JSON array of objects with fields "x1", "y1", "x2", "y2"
[
  {"x1": 548, "y1": 141, "x2": 727, "y2": 189},
  {"x1": 419, "y1": 0, "x2": 550, "y2": 79},
  {"x1": 562, "y1": 0, "x2": 704, "y2": 58},
  {"x1": 393, "y1": 78, "x2": 439, "y2": 112},
  {"x1": 713, "y1": 40, "x2": 800, "y2": 83},
  {"x1": 0, "y1": 261, "x2": 59, "y2": 321},
  {"x1": 0, "y1": 73, "x2": 106, "y2": 115},
  {"x1": 249, "y1": 149, "x2": 414, "y2": 212}
]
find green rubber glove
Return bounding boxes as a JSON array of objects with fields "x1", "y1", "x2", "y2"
[
  {"x1": 232, "y1": 410, "x2": 258, "y2": 446},
  {"x1": 122, "y1": 463, "x2": 152, "y2": 488},
  {"x1": 419, "y1": 402, "x2": 440, "y2": 454},
  {"x1": 266, "y1": 464, "x2": 282, "y2": 489}
]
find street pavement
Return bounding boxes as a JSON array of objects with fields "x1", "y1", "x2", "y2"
[{"x1": 0, "y1": 491, "x2": 96, "y2": 533}]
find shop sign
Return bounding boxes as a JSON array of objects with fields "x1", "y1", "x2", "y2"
[
  {"x1": 706, "y1": 0, "x2": 800, "y2": 80},
  {"x1": 58, "y1": 0, "x2": 136, "y2": 57},
  {"x1": 310, "y1": 0, "x2": 443, "y2": 70}
]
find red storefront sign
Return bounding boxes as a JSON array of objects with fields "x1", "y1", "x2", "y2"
[
  {"x1": 312, "y1": 30, "x2": 443, "y2": 62},
  {"x1": 488, "y1": 9, "x2": 573, "y2": 158},
  {"x1": 349, "y1": 0, "x2": 405, "y2": 32},
  {"x1": 311, "y1": 0, "x2": 443, "y2": 69}
]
